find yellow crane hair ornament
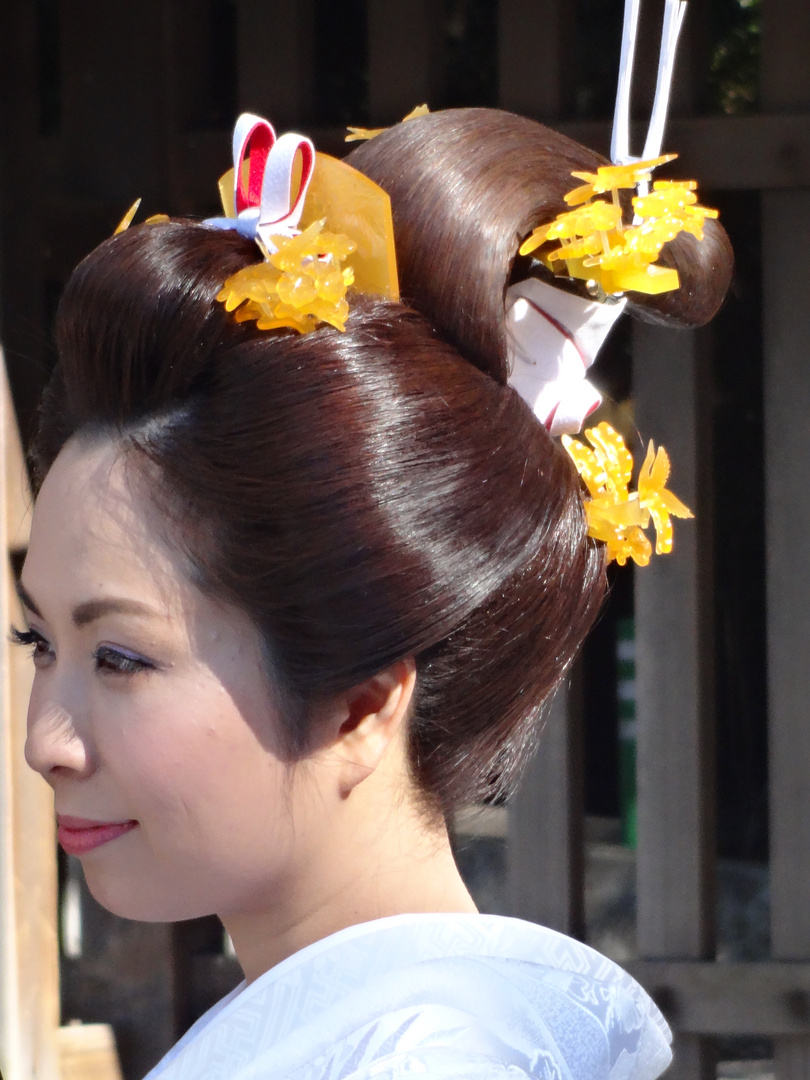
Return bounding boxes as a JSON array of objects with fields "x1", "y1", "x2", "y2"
[
  {"x1": 562, "y1": 422, "x2": 693, "y2": 566},
  {"x1": 519, "y1": 157, "x2": 719, "y2": 298},
  {"x1": 345, "y1": 104, "x2": 430, "y2": 143}
]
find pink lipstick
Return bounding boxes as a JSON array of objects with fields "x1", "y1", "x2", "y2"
[{"x1": 57, "y1": 815, "x2": 138, "y2": 856}]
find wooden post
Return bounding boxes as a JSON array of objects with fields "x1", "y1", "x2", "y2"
[
  {"x1": 506, "y1": 676, "x2": 585, "y2": 937},
  {"x1": 0, "y1": 2, "x2": 48, "y2": 438},
  {"x1": 763, "y1": 191, "x2": 810, "y2": 1080},
  {"x1": 633, "y1": 324, "x2": 716, "y2": 1080},
  {"x1": 761, "y1": 3, "x2": 810, "y2": 1078},
  {"x1": 0, "y1": 354, "x2": 58, "y2": 1080}
]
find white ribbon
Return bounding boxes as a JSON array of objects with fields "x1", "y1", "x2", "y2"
[
  {"x1": 611, "y1": 0, "x2": 688, "y2": 166},
  {"x1": 505, "y1": 279, "x2": 626, "y2": 436},
  {"x1": 205, "y1": 113, "x2": 315, "y2": 251}
]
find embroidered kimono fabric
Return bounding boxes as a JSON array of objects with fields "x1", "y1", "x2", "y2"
[{"x1": 145, "y1": 914, "x2": 672, "y2": 1080}]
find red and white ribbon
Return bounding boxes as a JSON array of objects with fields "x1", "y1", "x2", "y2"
[
  {"x1": 505, "y1": 279, "x2": 626, "y2": 437},
  {"x1": 207, "y1": 113, "x2": 315, "y2": 250}
]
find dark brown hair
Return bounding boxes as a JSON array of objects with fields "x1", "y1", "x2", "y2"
[
  {"x1": 34, "y1": 109, "x2": 693, "y2": 815},
  {"x1": 346, "y1": 108, "x2": 734, "y2": 378},
  {"x1": 33, "y1": 219, "x2": 604, "y2": 812}
]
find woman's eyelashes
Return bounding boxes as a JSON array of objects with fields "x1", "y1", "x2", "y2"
[
  {"x1": 9, "y1": 626, "x2": 157, "y2": 677},
  {"x1": 92, "y1": 645, "x2": 157, "y2": 676},
  {"x1": 10, "y1": 625, "x2": 55, "y2": 666}
]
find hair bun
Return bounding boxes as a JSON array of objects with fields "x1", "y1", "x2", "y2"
[
  {"x1": 627, "y1": 216, "x2": 734, "y2": 329},
  {"x1": 347, "y1": 108, "x2": 733, "y2": 375}
]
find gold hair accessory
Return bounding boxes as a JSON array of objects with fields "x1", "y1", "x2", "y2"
[
  {"x1": 210, "y1": 116, "x2": 399, "y2": 333},
  {"x1": 114, "y1": 114, "x2": 399, "y2": 336},
  {"x1": 562, "y1": 422, "x2": 693, "y2": 566},
  {"x1": 113, "y1": 199, "x2": 169, "y2": 234},
  {"x1": 520, "y1": 156, "x2": 718, "y2": 298},
  {"x1": 217, "y1": 221, "x2": 355, "y2": 333},
  {"x1": 345, "y1": 104, "x2": 430, "y2": 143}
]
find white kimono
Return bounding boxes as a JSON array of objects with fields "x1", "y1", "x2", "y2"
[{"x1": 144, "y1": 914, "x2": 672, "y2": 1080}]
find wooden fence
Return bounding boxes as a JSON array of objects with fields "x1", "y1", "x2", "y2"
[{"x1": 1, "y1": 2, "x2": 809, "y2": 1079}]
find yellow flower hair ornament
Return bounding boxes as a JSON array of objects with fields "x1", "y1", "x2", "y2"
[
  {"x1": 520, "y1": 157, "x2": 719, "y2": 299},
  {"x1": 217, "y1": 220, "x2": 356, "y2": 334},
  {"x1": 561, "y1": 422, "x2": 693, "y2": 566}
]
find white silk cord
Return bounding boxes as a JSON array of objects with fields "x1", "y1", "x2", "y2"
[
  {"x1": 611, "y1": 0, "x2": 642, "y2": 165},
  {"x1": 642, "y1": 0, "x2": 688, "y2": 161},
  {"x1": 505, "y1": 278, "x2": 626, "y2": 437},
  {"x1": 611, "y1": 0, "x2": 688, "y2": 165}
]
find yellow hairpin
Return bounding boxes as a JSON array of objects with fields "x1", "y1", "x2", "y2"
[
  {"x1": 520, "y1": 157, "x2": 718, "y2": 298},
  {"x1": 562, "y1": 422, "x2": 693, "y2": 566}
]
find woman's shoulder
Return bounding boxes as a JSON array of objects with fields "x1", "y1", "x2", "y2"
[{"x1": 146, "y1": 914, "x2": 672, "y2": 1080}]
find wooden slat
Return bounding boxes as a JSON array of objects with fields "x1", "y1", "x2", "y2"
[
  {"x1": 629, "y1": 961, "x2": 810, "y2": 1037},
  {"x1": 235, "y1": 0, "x2": 315, "y2": 128},
  {"x1": 633, "y1": 324, "x2": 715, "y2": 1080},
  {"x1": 506, "y1": 677, "x2": 584, "y2": 937},
  {"x1": 497, "y1": 0, "x2": 574, "y2": 119},
  {"x1": 59, "y1": 1, "x2": 173, "y2": 205},
  {"x1": 0, "y1": 354, "x2": 59, "y2": 1080},
  {"x1": 367, "y1": 0, "x2": 442, "y2": 124}
]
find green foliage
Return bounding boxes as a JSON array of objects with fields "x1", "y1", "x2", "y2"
[{"x1": 709, "y1": 0, "x2": 761, "y2": 115}]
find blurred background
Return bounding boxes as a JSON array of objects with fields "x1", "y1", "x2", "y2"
[{"x1": 2, "y1": 3, "x2": 805, "y2": 1080}]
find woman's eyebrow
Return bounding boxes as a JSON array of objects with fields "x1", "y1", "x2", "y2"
[
  {"x1": 15, "y1": 582, "x2": 158, "y2": 627},
  {"x1": 71, "y1": 598, "x2": 159, "y2": 627}
]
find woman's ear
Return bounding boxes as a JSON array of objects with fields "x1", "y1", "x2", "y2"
[{"x1": 327, "y1": 658, "x2": 417, "y2": 796}]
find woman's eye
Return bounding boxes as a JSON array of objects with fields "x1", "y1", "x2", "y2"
[
  {"x1": 9, "y1": 625, "x2": 55, "y2": 667},
  {"x1": 93, "y1": 645, "x2": 156, "y2": 676}
]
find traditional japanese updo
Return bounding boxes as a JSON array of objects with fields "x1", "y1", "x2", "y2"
[
  {"x1": 32, "y1": 107, "x2": 730, "y2": 815},
  {"x1": 346, "y1": 108, "x2": 733, "y2": 380}
]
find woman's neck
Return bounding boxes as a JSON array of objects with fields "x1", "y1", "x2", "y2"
[{"x1": 222, "y1": 794, "x2": 477, "y2": 984}]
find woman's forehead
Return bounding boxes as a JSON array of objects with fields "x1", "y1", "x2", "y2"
[{"x1": 25, "y1": 438, "x2": 186, "y2": 614}]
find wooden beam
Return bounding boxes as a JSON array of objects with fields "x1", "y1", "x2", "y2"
[
  {"x1": 155, "y1": 114, "x2": 810, "y2": 217},
  {"x1": 556, "y1": 115, "x2": 810, "y2": 192},
  {"x1": 506, "y1": 676, "x2": 585, "y2": 937},
  {"x1": 628, "y1": 961, "x2": 810, "y2": 1036}
]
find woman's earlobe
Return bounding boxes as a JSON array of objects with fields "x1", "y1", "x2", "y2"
[{"x1": 334, "y1": 658, "x2": 416, "y2": 796}]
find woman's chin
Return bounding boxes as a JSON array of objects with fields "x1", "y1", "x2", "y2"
[{"x1": 81, "y1": 867, "x2": 215, "y2": 924}]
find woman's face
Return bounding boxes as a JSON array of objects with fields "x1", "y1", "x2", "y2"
[{"x1": 20, "y1": 437, "x2": 326, "y2": 923}]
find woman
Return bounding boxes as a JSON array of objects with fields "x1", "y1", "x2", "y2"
[{"x1": 16, "y1": 106, "x2": 731, "y2": 1079}]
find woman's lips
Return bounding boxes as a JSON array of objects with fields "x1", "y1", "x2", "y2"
[{"x1": 57, "y1": 816, "x2": 138, "y2": 856}]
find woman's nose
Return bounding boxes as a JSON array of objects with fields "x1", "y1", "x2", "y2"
[{"x1": 25, "y1": 697, "x2": 95, "y2": 779}]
